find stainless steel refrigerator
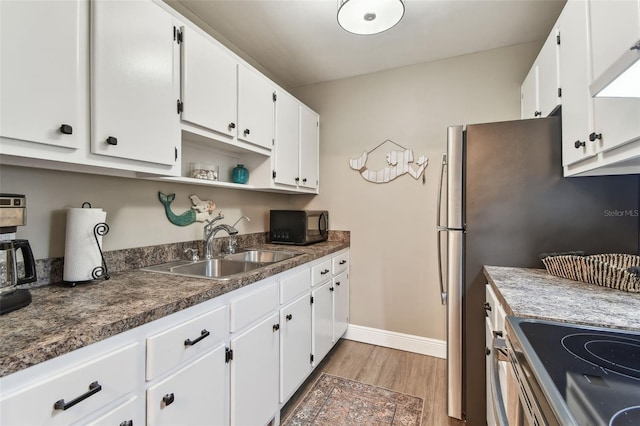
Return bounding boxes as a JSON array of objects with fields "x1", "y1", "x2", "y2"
[{"x1": 436, "y1": 116, "x2": 640, "y2": 425}]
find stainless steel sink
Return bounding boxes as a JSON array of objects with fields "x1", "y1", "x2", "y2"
[
  {"x1": 223, "y1": 250, "x2": 297, "y2": 263},
  {"x1": 141, "y1": 249, "x2": 300, "y2": 279}
]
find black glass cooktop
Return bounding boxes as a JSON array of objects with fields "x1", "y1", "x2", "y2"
[{"x1": 511, "y1": 318, "x2": 640, "y2": 426}]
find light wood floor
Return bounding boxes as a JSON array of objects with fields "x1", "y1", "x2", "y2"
[{"x1": 281, "y1": 339, "x2": 466, "y2": 426}]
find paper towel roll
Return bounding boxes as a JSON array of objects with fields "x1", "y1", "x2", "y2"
[{"x1": 63, "y1": 207, "x2": 107, "y2": 283}]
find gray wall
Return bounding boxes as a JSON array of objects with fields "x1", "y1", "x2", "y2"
[{"x1": 292, "y1": 42, "x2": 540, "y2": 340}]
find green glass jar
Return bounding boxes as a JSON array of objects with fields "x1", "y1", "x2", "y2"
[{"x1": 232, "y1": 164, "x2": 249, "y2": 184}]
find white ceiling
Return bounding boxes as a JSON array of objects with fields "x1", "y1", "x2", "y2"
[{"x1": 173, "y1": 0, "x2": 566, "y2": 89}]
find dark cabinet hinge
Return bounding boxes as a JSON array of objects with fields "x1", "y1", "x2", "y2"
[
  {"x1": 272, "y1": 170, "x2": 277, "y2": 179},
  {"x1": 174, "y1": 147, "x2": 178, "y2": 161},
  {"x1": 558, "y1": 87, "x2": 562, "y2": 98},
  {"x1": 225, "y1": 347, "x2": 233, "y2": 363},
  {"x1": 174, "y1": 27, "x2": 183, "y2": 44},
  {"x1": 310, "y1": 354, "x2": 314, "y2": 363},
  {"x1": 310, "y1": 296, "x2": 314, "y2": 304},
  {"x1": 556, "y1": 33, "x2": 560, "y2": 45},
  {"x1": 177, "y1": 100, "x2": 183, "y2": 114},
  {"x1": 272, "y1": 92, "x2": 277, "y2": 102}
]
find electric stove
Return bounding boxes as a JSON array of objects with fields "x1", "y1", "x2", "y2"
[{"x1": 507, "y1": 316, "x2": 640, "y2": 426}]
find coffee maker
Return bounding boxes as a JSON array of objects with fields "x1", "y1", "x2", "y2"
[{"x1": 0, "y1": 194, "x2": 36, "y2": 314}]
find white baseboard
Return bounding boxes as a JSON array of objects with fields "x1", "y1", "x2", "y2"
[{"x1": 343, "y1": 324, "x2": 446, "y2": 359}]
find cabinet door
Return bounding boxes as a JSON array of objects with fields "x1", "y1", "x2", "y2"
[
  {"x1": 590, "y1": 0, "x2": 640, "y2": 153},
  {"x1": 274, "y1": 92, "x2": 300, "y2": 186},
  {"x1": 238, "y1": 65, "x2": 275, "y2": 149},
  {"x1": 91, "y1": 0, "x2": 178, "y2": 166},
  {"x1": 299, "y1": 106, "x2": 319, "y2": 190},
  {"x1": 559, "y1": 0, "x2": 596, "y2": 166},
  {"x1": 520, "y1": 66, "x2": 539, "y2": 119},
  {"x1": 280, "y1": 294, "x2": 312, "y2": 403},
  {"x1": 589, "y1": 0, "x2": 640, "y2": 83},
  {"x1": 181, "y1": 25, "x2": 237, "y2": 138},
  {"x1": 146, "y1": 346, "x2": 226, "y2": 426},
  {"x1": 0, "y1": 0, "x2": 84, "y2": 150},
  {"x1": 537, "y1": 29, "x2": 560, "y2": 117},
  {"x1": 333, "y1": 271, "x2": 349, "y2": 342},
  {"x1": 230, "y1": 312, "x2": 279, "y2": 426},
  {"x1": 312, "y1": 281, "x2": 333, "y2": 366}
]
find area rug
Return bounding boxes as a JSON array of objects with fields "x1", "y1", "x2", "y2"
[{"x1": 282, "y1": 373, "x2": 424, "y2": 426}]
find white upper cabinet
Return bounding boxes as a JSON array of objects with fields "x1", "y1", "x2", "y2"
[
  {"x1": 589, "y1": 0, "x2": 640, "y2": 83},
  {"x1": 521, "y1": 28, "x2": 560, "y2": 119},
  {"x1": 299, "y1": 106, "x2": 319, "y2": 190},
  {"x1": 270, "y1": 92, "x2": 319, "y2": 193},
  {"x1": 273, "y1": 91, "x2": 301, "y2": 187},
  {"x1": 180, "y1": 25, "x2": 237, "y2": 139},
  {"x1": 588, "y1": 0, "x2": 640, "y2": 154},
  {"x1": 526, "y1": 0, "x2": 640, "y2": 175},
  {"x1": 237, "y1": 65, "x2": 275, "y2": 150},
  {"x1": 0, "y1": 0, "x2": 85, "y2": 150},
  {"x1": 91, "y1": 0, "x2": 179, "y2": 166},
  {"x1": 559, "y1": 0, "x2": 596, "y2": 166},
  {"x1": 520, "y1": 66, "x2": 539, "y2": 119},
  {"x1": 537, "y1": 29, "x2": 561, "y2": 117}
]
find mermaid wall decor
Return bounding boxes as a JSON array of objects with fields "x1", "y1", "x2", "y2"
[
  {"x1": 349, "y1": 139, "x2": 428, "y2": 184},
  {"x1": 158, "y1": 192, "x2": 217, "y2": 226}
]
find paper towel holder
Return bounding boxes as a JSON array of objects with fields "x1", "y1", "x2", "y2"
[
  {"x1": 91, "y1": 222, "x2": 110, "y2": 281},
  {"x1": 63, "y1": 202, "x2": 110, "y2": 287}
]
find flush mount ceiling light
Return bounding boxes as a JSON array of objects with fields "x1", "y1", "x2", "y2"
[{"x1": 337, "y1": 0, "x2": 405, "y2": 35}]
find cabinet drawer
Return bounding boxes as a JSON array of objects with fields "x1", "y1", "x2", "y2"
[
  {"x1": 280, "y1": 269, "x2": 311, "y2": 305},
  {"x1": 332, "y1": 252, "x2": 349, "y2": 275},
  {"x1": 230, "y1": 281, "x2": 278, "y2": 332},
  {"x1": 0, "y1": 343, "x2": 139, "y2": 426},
  {"x1": 311, "y1": 259, "x2": 332, "y2": 286},
  {"x1": 146, "y1": 305, "x2": 228, "y2": 381}
]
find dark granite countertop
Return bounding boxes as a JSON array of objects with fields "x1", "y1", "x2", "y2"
[
  {"x1": 0, "y1": 241, "x2": 348, "y2": 378},
  {"x1": 484, "y1": 265, "x2": 640, "y2": 332}
]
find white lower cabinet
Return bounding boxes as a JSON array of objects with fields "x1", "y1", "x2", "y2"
[
  {"x1": 230, "y1": 312, "x2": 280, "y2": 426},
  {"x1": 146, "y1": 347, "x2": 226, "y2": 426},
  {"x1": 0, "y1": 250, "x2": 349, "y2": 426},
  {"x1": 0, "y1": 343, "x2": 140, "y2": 426},
  {"x1": 312, "y1": 281, "x2": 334, "y2": 366},
  {"x1": 333, "y1": 271, "x2": 350, "y2": 342},
  {"x1": 280, "y1": 293, "x2": 312, "y2": 403}
]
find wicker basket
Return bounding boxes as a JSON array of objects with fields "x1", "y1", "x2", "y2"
[{"x1": 540, "y1": 253, "x2": 640, "y2": 293}]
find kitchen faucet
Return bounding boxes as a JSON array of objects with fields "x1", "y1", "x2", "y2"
[
  {"x1": 226, "y1": 216, "x2": 251, "y2": 254},
  {"x1": 203, "y1": 213, "x2": 238, "y2": 259}
]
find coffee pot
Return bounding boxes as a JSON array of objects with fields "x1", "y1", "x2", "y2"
[
  {"x1": 0, "y1": 194, "x2": 36, "y2": 314},
  {"x1": 0, "y1": 240, "x2": 36, "y2": 290}
]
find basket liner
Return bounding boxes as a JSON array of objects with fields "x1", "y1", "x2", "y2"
[{"x1": 541, "y1": 253, "x2": 640, "y2": 293}]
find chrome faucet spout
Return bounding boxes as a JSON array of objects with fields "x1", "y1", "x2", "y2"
[{"x1": 204, "y1": 223, "x2": 238, "y2": 259}]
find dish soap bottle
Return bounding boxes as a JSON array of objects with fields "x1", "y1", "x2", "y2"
[{"x1": 232, "y1": 164, "x2": 249, "y2": 184}]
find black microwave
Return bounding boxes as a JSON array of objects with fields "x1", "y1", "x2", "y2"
[{"x1": 270, "y1": 210, "x2": 329, "y2": 245}]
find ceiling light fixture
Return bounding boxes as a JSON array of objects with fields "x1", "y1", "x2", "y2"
[{"x1": 337, "y1": 0, "x2": 405, "y2": 35}]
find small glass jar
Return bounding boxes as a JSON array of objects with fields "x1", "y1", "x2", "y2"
[
  {"x1": 232, "y1": 164, "x2": 249, "y2": 184},
  {"x1": 190, "y1": 163, "x2": 219, "y2": 181}
]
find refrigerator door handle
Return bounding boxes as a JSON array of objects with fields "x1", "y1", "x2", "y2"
[
  {"x1": 437, "y1": 228, "x2": 447, "y2": 305},
  {"x1": 436, "y1": 153, "x2": 448, "y2": 305}
]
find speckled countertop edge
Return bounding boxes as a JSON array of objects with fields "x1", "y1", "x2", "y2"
[
  {"x1": 484, "y1": 265, "x2": 640, "y2": 332},
  {"x1": 0, "y1": 240, "x2": 349, "y2": 378}
]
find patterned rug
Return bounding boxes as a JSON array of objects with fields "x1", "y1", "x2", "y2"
[{"x1": 282, "y1": 373, "x2": 424, "y2": 426}]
